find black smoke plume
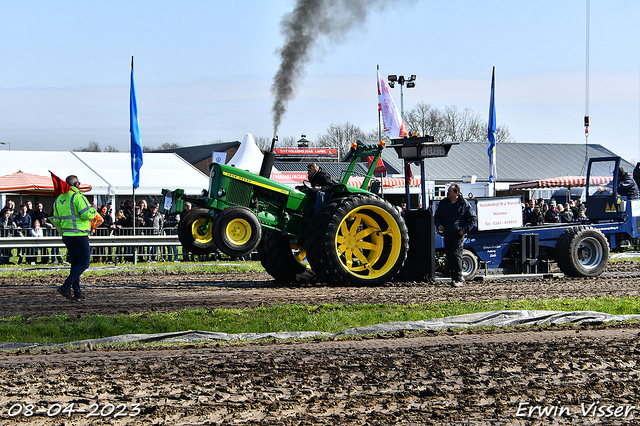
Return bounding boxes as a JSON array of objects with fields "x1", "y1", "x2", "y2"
[{"x1": 271, "y1": 0, "x2": 394, "y2": 137}]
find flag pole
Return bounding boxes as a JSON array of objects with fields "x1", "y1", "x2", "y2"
[
  {"x1": 130, "y1": 55, "x2": 144, "y2": 263},
  {"x1": 377, "y1": 65, "x2": 384, "y2": 197},
  {"x1": 131, "y1": 56, "x2": 136, "y2": 242},
  {"x1": 488, "y1": 66, "x2": 497, "y2": 197}
]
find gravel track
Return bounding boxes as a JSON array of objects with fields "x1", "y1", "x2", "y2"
[{"x1": 1, "y1": 262, "x2": 639, "y2": 424}]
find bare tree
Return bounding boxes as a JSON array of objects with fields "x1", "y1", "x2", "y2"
[
  {"x1": 74, "y1": 141, "x2": 102, "y2": 152},
  {"x1": 404, "y1": 103, "x2": 516, "y2": 143},
  {"x1": 143, "y1": 142, "x2": 183, "y2": 152},
  {"x1": 254, "y1": 136, "x2": 271, "y2": 151},
  {"x1": 315, "y1": 122, "x2": 367, "y2": 158},
  {"x1": 157, "y1": 142, "x2": 182, "y2": 150},
  {"x1": 279, "y1": 136, "x2": 298, "y2": 148},
  {"x1": 496, "y1": 125, "x2": 515, "y2": 143},
  {"x1": 103, "y1": 145, "x2": 120, "y2": 152},
  {"x1": 404, "y1": 102, "x2": 444, "y2": 140}
]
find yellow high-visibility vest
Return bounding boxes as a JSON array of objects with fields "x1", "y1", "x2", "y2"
[{"x1": 50, "y1": 187, "x2": 96, "y2": 236}]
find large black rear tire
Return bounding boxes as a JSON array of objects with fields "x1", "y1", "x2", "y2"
[
  {"x1": 556, "y1": 225, "x2": 609, "y2": 277},
  {"x1": 212, "y1": 206, "x2": 262, "y2": 258},
  {"x1": 177, "y1": 208, "x2": 217, "y2": 255},
  {"x1": 306, "y1": 195, "x2": 408, "y2": 286},
  {"x1": 258, "y1": 230, "x2": 315, "y2": 283}
]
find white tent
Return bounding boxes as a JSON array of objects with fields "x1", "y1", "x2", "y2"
[
  {"x1": 73, "y1": 152, "x2": 208, "y2": 196},
  {"x1": 0, "y1": 151, "x2": 209, "y2": 197},
  {"x1": 228, "y1": 133, "x2": 278, "y2": 174}
]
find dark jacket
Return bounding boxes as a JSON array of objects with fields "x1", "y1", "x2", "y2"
[
  {"x1": 526, "y1": 209, "x2": 544, "y2": 226},
  {"x1": 633, "y1": 163, "x2": 640, "y2": 191},
  {"x1": 309, "y1": 168, "x2": 335, "y2": 193},
  {"x1": 618, "y1": 172, "x2": 640, "y2": 200},
  {"x1": 544, "y1": 207, "x2": 559, "y2": 223},
  {"x1": 434, "y1": 196, "x2": 477, "y2": 236},
  {"x1": 560, "y1": 209, "x2": 573, "y2": 223}
]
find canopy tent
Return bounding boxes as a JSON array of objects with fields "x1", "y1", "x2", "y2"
[
  {"x1": 73, "y1": 152, "x2": 208, "y2": 196},
  {"x1": 228, "y1": 133, "x2": 281, "y2": 174},
  {"x1": 0, "y1": 151, "x2": 209, "y2": 197},
  {"x1": 0, "y1": 171, "x2": 92, "y2": 194},
  {"x1": 509, "y1": 175, "x2": 612, "y2": 190}
]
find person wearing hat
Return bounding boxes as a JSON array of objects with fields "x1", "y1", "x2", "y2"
[
  {"x1": 544, "y1": 200, "x2": 559, "y2": 223},
  {"x1": 617, "y1": 166, "x2": 640, "y2": 200}
]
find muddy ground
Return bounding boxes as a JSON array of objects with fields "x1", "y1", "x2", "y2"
[{"x1": 1, "y1": 262, "x2": 640, "y2": 425}]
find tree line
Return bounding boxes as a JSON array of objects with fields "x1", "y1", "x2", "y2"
[{"x1": 74, "y1": 103, "x2": 514, "y2": 158}]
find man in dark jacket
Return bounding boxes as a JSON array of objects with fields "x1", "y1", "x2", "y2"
[
  {"x1": 633, "y1": 163, "x2": 640, "y2": 192},
  {"x1": 434, "y1": 184, "x2": 477, "y2": 287},
  {"x1": 617, "y1": 167, "x2": 640, "y2": 200},
  {"x1": 307, "y1": 163, "x2": 335, "y2": 210}
]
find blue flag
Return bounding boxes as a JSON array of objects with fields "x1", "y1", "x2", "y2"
[
  {"x1": 130, "y1": 57, "x2": 143, "y2": 189},
  {"x1": 488, "y1": 67, "x2": 497, "y2": 183}
]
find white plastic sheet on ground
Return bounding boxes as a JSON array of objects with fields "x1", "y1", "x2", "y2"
[{"x1": 2, "y1": 310, "x2": 639, "y2": 351}]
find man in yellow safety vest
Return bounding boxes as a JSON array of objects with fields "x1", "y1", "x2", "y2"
[{"x1": 49, "y1": 175, "x2": 96, "y2": 302}]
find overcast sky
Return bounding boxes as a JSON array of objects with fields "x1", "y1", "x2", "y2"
[{"x1": 1, "y1": 0, "x2": 638, "y2": 163}]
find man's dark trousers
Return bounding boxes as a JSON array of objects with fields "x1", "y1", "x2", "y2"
[
  {"x1": 444, "y1": 233, "x2": 465, "y2": 282},
  {"x1": 62, "y1": 235, "x2": 90, "y2": 296}
]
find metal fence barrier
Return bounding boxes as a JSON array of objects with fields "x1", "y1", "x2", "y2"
[{"x1": 0, "y1": 226, "x2": 206, "y2": 265}]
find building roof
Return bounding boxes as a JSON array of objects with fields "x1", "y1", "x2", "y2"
[
  {"x1": 153, "y1": 141, "x2": 240, "y2": 164},
  {"x1": 381, "y1": 142, "x2": 634, "y2": 182}
]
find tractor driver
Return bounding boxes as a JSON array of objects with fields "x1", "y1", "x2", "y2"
[{"x1": 306, "y1": 163, "x2": 334, "y2": 210}]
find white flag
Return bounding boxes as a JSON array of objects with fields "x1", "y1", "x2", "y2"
[
  {"x1": 212, "y1": 151, "x2": 227, "y2": 164},
  {"x1": 377, "y1": 70, "x2": 408, "y2": 138}
]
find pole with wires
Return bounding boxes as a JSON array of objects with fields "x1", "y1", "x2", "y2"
[{"x1": 582, "y1": 0, "x2": 590, "y2": 175}]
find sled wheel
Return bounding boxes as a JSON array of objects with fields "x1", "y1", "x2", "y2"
[
  {"x1": 258, "y1": 230, "x2": 315, "y2": 283},
  {"x1": 177, "y1": 208, "x2": 217, "y2": 255},
  {"x1": 309, "y1": 196, "x2": 408, "y2": 286},
  {"x1": 212, "y1": 206, "x2": 262, "y2": 258},
  {"x1": 461, "y1": 249, "x2": 479, "y2": 281},
  {"x1": 556, "y1": 226, "x2": 609, "y2": 277}
]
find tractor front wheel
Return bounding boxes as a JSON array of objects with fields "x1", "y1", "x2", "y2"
[
  {"x1": 212, "y1": 206, "x2": 262, "y2": 258},
  {"x1": 177, "y1": 208, "x2": 217, "y2": 255}
]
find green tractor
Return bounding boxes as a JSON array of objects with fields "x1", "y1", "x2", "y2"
[{"x1": 160, "y1": 141, "x2": 409, "y2": 286}]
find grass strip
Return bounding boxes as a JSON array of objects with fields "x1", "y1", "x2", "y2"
[
  {"x1": 0, "y1": 260, "x2": 265, "y2": 277},
  {"x1": 2, "y1": 296, "x2": 640, "y2": 344}
]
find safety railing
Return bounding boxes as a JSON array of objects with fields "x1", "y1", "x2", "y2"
[{"x1": 0, "y1": 226, "x2": 195, "y2": 265}]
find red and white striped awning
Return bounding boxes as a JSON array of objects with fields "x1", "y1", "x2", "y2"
[
  {"x1": 0, "y1": 171, "x2": 92, "y2": 194},
  {"x1": 269, "y1": 172, "x2": 421, "y2": 189},
  {"x1": 346, "y1": 176, "x2": 422, "y2": 188},
  {"x1": 509, "y1": 175, "x2": 612, "y2": 190}
]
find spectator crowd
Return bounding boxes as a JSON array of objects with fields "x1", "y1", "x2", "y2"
[{"x1": 522, "y1": 198, "x2": 587, "y2": 226}]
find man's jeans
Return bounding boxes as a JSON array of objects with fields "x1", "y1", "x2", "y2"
[
  {"x1": 444, "y1": 233, "x2": 465, "y2": 282},
  {"x1": 314, "y1": 190, "x2": 326, "y2": 211},
  {"x1": 62, "y1": 235, "x2": 91, "y2": 296}
]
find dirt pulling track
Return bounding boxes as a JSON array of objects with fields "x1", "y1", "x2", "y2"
[{"x1": 2, "y1": 262, "x2": 640, "y2": 425}]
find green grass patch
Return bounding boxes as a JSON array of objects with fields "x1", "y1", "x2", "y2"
[
  {"x1": 2, "y1": 296, "x2": 640, "y2": 344},
  {"x1": 0, "y1": 260, "x2": 265, "y2": 277}
]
